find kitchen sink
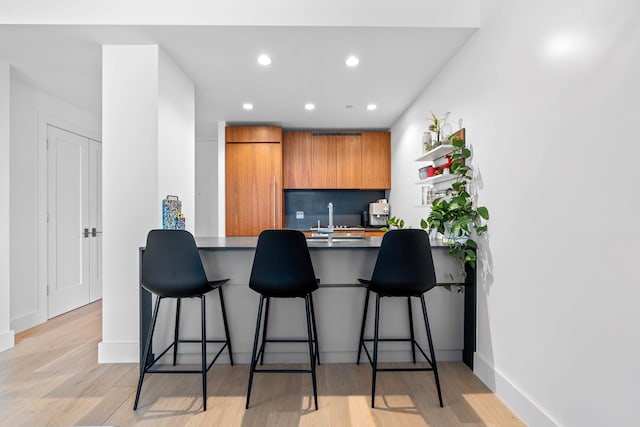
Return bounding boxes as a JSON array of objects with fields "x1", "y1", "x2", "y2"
[
  {"x1": 306, "y1": 227, "x2": 366, "y2": 243},
  {"x1": 306, "y1": 234, "x2": 365, "y2": 243}
]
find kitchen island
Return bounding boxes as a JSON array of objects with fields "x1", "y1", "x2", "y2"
[{"x1": 140, "y1": 236, "x2": 476, "y2": 368}]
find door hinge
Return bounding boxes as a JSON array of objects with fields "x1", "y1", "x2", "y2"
[
  {"x1": 46, "y1": 139, "x2": 49, "y2": 150},
  {"x1": 47, "y1": 286, "x2": 49, "y2": 296}
]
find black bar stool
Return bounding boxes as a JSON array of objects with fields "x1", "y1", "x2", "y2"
[
  {"x1": 134, "y1": 229, "x2": 233, "y2": 411},
  {"x1": 356, "y1": 229, "x2": 444, "y2": 408},
  {"x1": 245, "y1": 229, "x2": 320, "y2": 410}
]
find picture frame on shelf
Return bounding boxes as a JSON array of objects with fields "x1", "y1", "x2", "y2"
[
  {"x1": 449, "y1": 127, "x2": 466, "y2": 143},
  {"x1": 421, "y1": 185, "x2": 434, "y2": 206}
]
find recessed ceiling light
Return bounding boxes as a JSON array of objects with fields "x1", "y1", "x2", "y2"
[
  {"x1": 345, "y1": 56, "x2": 359, "y2": 67},
  {"x1": 345, "y1": 104, "x2": 354, "y2": 109},
  {"x1": 305, "y1": 103, "x2": 315, "y2": 111},
  {"x1": 242, "y1": 103, "x2": 254, "y2": 110},
  {"x1": 366, "y1": 104, "x2": 377, "y2": 111},
  {"x1": 257, "y1": 54, "x2": 272, "y2": 66}
]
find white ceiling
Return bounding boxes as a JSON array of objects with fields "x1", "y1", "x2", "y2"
[{"x1": 0, "y1": 25, "x2": 476, "y2": 138}]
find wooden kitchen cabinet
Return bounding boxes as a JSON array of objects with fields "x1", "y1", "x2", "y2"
[
  {"x1": 225, "y1": 126, "x2": 282, "y2": 143},
  {"x1": 280, "y1": 130, "x2": 390, "y2": 190},
  {"x1": 283, "y1": 131, "x2": 312, "y2": 188},
  {"x1": 361, "y1": 131, "x2": 391, "y2": 189},
  {"x1": 310, "y1": 135, "x2": 337, "y2": 188},
  {"x1": 225, "y1": 126, "x2": 283, "y2": 236},
  {"x1": 310, "y1": 133, "x2": 363, "y2": 189},
  {"x1": 336, "y1": 135, "x2": 362, "y2": 188}
]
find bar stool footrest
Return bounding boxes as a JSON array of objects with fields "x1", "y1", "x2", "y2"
[
  {"x1": 144, "y1": 341, "x2": 229, "y2": 374},
  {"x1": 360, "y1": 338, "x2": 434, "y2": 367}
]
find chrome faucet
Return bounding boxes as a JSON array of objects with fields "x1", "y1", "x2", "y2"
[{"x1": 327, "y1": 202, "x2": 334, "y2": 230}]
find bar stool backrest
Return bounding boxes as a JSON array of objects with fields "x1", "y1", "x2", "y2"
[
  {"x1": 142, "y1": 229, "x2": 210, "y2": 298},
  {"x1": 250, "y1": 230, "x2": 318, "y2": 298},
  {"x1": 369, "y1": 229, "x2": 437, "y2": 297}
]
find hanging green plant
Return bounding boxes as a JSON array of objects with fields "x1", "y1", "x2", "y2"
[{"x1": 421, "y1": 133, "x2": 489, "y2": 275}]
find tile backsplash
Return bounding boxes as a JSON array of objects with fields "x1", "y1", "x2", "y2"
[{"x1": 285, "y1": 189, "x2": 386, "y2": 229}]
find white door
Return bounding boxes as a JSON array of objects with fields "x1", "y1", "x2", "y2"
[
  {"x1": 47, "y1": 126, "x2": 101, "y2": 318},
  {"x1": 88, "y1": 139, "x2": 102, "y2": 302}
]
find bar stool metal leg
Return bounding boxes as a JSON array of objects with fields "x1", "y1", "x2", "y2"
[
  {"x1": 408, "y1": 297, "x2": 416, "y2": 364},
  {"x1": 309, "y1": 294, "x2": 320, "y2": 365},
  {"x1": 134, "y1": 296, "x2": 161, "y2": 410},
  {"x1": 218, "y1": 287, "x2": 234, "y2": 365},
  {"x1": 259, "y1": 297, "x2": 270, "y2": 365},
  {"x1": 200, "y1": 296, "x2": 207, "y2": 411},
  {"x1": 357, "y1": 289, "x2": 370, "y2": 365},
  {"x1": 246, "y1": 295, "x2": 265, "y2": 409},
  {"x1": 305, "y1": 295, "x2": 318, "y2": 410},
  {"x1": 371, "y1": 294, "x2": 381, "y2": 408},
  {"x1": 420, "y1": 294, "x2": 443, "y2": 407},
  {"x1": 173, "y1": 298, "x2": 181, "y2": 366}
]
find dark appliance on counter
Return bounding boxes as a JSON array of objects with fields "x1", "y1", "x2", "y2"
[{"x1": 361, "y1": 210, "x2": 369, "y2": 227}]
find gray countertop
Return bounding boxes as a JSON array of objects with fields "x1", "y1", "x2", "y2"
[{"x1": 193, "y1": 235, "x2": 450, "y2": 249}]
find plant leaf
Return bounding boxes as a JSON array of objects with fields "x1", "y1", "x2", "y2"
[{"x1": 477, "y1": 206, "x2": 489, "y2": 219}]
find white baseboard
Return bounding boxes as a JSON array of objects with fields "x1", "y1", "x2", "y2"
[
  {"x1": 474, "y1": 353, "x2": 559, "y2": 427},
  {"x1": 10, "y1": 311, "x2": 45, "y2": 334},
  {"x1": 98, "y1": 341, "x2": 139, "y2": 363},
  {"x1": 0, "y1": 329, "x2": 15, "y2": 352}
]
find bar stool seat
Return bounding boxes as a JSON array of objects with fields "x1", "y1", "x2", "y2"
[{"x1": 134, "y1": 229, "x2": 233, "y2": 411}]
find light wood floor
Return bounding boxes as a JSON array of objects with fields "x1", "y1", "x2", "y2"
[{"x1": 0, "y1": 301, "x2": 524, "y2": 426}]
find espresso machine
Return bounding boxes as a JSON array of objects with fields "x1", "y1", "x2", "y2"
[{"x1": 369, "y1": 199, "x2": 390, "y2": 226}]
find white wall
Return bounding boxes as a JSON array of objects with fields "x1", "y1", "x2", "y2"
[
  {"x1": 9, "y1": 74, "x2": 100, "y2": 333},
  {"x1": 158, "y1": 48, "x2": 195, "y2": 233},
  {"x1": 99, "y1": 45, "x2": 195, "y2": 363},
  {"x1": 389, "y1": 1, "x2": 640, "y2": 425},
  {"x1": 195, "y1": 138, "x2": 219, "y2": 237},
  {"x1": 7, "y1": 77, "x2": 37, "y2": 334},
  {"x1": 0, "y1": 62, "x2": 14, "y2": 352}
]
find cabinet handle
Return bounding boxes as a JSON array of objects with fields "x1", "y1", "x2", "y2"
[
  {"x1": 83, "y1": 228, "x2": 89, "y2": 238},
  {"x1": 273, "y1": 175, "x2": 277, "y2": 229}
]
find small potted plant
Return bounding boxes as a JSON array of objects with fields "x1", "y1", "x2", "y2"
[{"x1": 428, "y1": 112, "x2": 442, "y2": 147}]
